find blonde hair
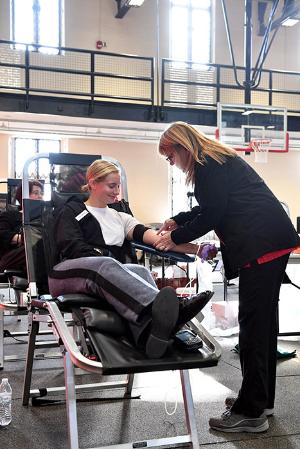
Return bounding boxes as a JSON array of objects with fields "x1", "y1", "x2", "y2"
[
  {"x1": 158, "y1": 121, "x2": 237, "y2": 184},
  {"x1": 82, "y1": 159, "x2": 120, "y2": 192}
]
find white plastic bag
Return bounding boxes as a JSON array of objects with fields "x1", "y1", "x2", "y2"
[{"x1": 196, "y1": 259, "x2": 213, "y2": 292}]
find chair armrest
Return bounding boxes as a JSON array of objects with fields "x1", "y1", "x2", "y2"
[
  {"x1": 131, "y1": 241, "x2": 195, "y2": 263},
  {"x1": 4, "y1": 269, "x2": 25, "y2": 277}
]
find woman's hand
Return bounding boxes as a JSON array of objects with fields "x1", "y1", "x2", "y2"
[
  {"x1": 157, "y1": 219, "x2": 178, "y2": 235},
  {"x1": 153, "y1": 231, "x2": 176, "y2": 251}
]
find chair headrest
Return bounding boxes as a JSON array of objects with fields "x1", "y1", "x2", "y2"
[{"x1": 51, "y1": 190, "x2": 89, "y2": 209}]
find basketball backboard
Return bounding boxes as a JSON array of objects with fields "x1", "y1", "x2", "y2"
[{"x1": 216, "y1": 103, "x2": 289, "y2": 153}]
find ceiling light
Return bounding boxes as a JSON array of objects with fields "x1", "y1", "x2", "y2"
[
  {"x1": 115, "y1": 0, "x2": 145, "y2": 19},
  {"x1": 128, "y1": 0, "x2": 145, "y2": 5},
  {"x1": 282, "y1": 18, "x2": 299, "y2": 26}
]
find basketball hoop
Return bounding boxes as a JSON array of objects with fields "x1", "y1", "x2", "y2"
[{"x1": 250, "y1": 139, "x2": 272, "y2": 163}]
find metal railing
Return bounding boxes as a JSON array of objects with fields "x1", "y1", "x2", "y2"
[
  {"x1": 0, "y1": 40, "x2": 155, "y2": 109},
  {"x1": 162, "y1": 58, "x2": 300, "y2": 113},
  {"x1": 1, "y1": 40, "x2": 300, "y2": 114}
]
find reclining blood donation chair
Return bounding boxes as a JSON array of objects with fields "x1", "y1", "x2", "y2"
[
  {"x1": 0, "y1": 179, "x2": 50, "y2": 369},
  {"x1": 21, "y1": 152, "x2": 221, "y2": 449},
  {"x1": 0, "y1": 179, "x2": 33, "y2": 369}
]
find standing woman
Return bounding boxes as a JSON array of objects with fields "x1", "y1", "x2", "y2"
[{"x1": 155, "y1": 121, "x2": 300, "y2": 433}]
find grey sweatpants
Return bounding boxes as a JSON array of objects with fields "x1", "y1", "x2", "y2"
[{"x1": 48, "y1": 257, "x2": 159, "y2": 341}]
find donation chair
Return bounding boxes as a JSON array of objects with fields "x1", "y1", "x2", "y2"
[
  {"x1": 21, "y1": 152, "x2": 221, "y2": 449},
  {"x1": 0, "y1": 179, "x2": 31, "y2": 368}
]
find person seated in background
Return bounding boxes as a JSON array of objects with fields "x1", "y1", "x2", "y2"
[
  {"x1": 48, "y1": 159, "x2": 214, "y2": 358},
  {"x1": 0, "y1": 180, "x2": 43, "y2": 274}
]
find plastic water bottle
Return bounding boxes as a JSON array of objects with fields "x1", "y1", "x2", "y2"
[{"x1": 0, "y1": 378, "x2": 12, "y2": 426}]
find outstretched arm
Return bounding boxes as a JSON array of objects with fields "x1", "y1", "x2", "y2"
[
  {"x1": 144, "y1": 229, "x2": 199, "y2": 254},
  {"x1": 127, "y1": 226, "x2": 198, "y2": 254}
]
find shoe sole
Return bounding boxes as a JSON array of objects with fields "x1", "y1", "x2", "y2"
[
  {"x1": 146, "y1": 287, "x2": 179, "y2": 359},
  {"x1": 210, "y1": 420, "x2": 269, "y2": 433}
]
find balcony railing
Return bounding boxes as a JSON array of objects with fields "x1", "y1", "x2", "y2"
[
  {"x1": 1, "y1": 40, "x2": 300, "y2": 114},
  {"x1": 0, "y1": 40, "x2": 155, "y2": 108}
]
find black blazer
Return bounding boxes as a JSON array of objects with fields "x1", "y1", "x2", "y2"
[{"x1": 171, "y1": 155, "x2": 300, "y2": 278}]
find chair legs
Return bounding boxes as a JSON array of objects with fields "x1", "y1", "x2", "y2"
[
  {"x1": 22, "y1": 317, "x2": 40, "y2": 405},
  {"x1": 180, "y1": 369, "x2": 200, "y2": 449},
  {"x1": 63, "y1": 352, "x2": 200, "y2": 449},
  {"x1": 64, "y1": 351, "x2": 80, "y2": 449}
]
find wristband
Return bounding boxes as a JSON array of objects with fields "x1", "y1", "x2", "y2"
[{"x1": 132, "y1": 224, "x2": 151, "y2": 243}]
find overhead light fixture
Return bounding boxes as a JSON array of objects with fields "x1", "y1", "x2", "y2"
[
  {"x1": 282, "y1": 17, "x2": 300, "y2": 26},
  {"x1": 128, "y1": 0, "x2": 145, "y2": 6},
  {"x1": 115, "y1": 0, "x2": 145, "y2": 19},
  {"x1": 241, "y1": 109, "x2": 276, "y2": 116}
]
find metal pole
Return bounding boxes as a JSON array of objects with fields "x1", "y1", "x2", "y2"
[
  {"x1": 156, "y1": 0, "x2": 160, "y2": 110},
  {"x1": 244, "y1": 0, "x2": 253, "y2": 104}
]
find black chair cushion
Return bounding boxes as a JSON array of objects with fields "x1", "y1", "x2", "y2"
[
  {"x1": 56, "y1": 293, "x2": 114, "y2": 312},
  {"x1": 83, "y1": 308, "x2": 127, "y2": 336},
  {"x1": 88, "y1": 327, "x2": 219, "y2": 375}
]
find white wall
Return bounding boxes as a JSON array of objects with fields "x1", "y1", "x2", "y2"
[{"x1": 240, "y1": 150, "x2": 300, "y2": 227}]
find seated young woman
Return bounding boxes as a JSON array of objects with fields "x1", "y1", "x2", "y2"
[
  {"x1": 48, "y1": 159, "x2": 212, "y2": 358},
  {"x1": 0, "y1": 180, "x2": 43, "y2": 275}
]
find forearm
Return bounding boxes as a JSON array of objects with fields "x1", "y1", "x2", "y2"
[{"x1": 143, "y1": 229, "x2": 198, "y2": 254}]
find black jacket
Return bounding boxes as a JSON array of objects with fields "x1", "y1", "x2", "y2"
[
  {"x1": 54, "y1": 199, "x2": 136, "y2": 264},
  {"x1": 0, "y1": 209, "x2": 22, "y2": 257},
  {"x1": 171, "y1": 155, "x2": 300, "y2": 278}
]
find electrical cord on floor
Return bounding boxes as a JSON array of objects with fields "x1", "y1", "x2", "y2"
[
  {"x1": 3, "y1": 329, "x2": 27, "y2": 343},
  {"x1": 164, "y1": 371, "x2": 178, "y2": 416}
]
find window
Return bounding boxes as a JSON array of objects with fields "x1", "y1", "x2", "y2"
[
  {"x1": 13, "y1": 137, "x2": 61, "y2": 200},
  {"x1": 170, "y1": 0, "x2": 212, "y2": 65},
  {"x1": 11, "y1": 0, "x2": 64, "y2": 54}
]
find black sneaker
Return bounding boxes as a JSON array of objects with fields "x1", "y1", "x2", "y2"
[{"x1": 209, "y1": 410, "x2": 269, "y2": 433}]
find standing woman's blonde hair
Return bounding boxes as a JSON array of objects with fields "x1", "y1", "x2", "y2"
[
  {"x1": 82, "y1": 159, "x2": 120, "y2": 192},
  {"x1": 158, "y1": 121, "x2": 237, "y2": 184}
]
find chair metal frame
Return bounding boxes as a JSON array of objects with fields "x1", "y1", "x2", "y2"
[
  {"x1": 22, "y1": 296, "x2": 221, "y2": 449},
  {"x1": 19, "y1": 152, "x2": 222, "y2": 449}
]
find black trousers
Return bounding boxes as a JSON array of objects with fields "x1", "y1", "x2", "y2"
[{"x1": 232, "y1": 253, "x2": 289, "y2": 417}]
